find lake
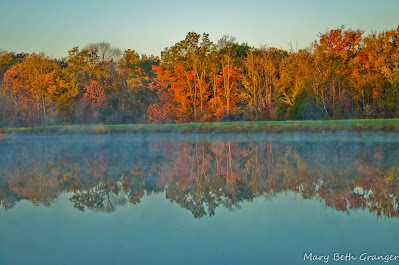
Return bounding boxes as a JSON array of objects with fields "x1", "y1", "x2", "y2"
[{"x1": 0, "y1": 133, "x2": 398, "y2": 265}]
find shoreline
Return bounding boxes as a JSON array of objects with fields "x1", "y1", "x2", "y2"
[{"x1": 2, "y1": 119, "x2": 399, "y2": 136}]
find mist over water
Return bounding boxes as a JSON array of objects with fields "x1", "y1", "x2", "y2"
[{"x1": 0, "y1": 133, "x2": 398, "y2": 264}]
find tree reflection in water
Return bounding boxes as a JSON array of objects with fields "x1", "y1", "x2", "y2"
[{"x1": 0, "y1": 136, "x2": 398, "y2": 218}]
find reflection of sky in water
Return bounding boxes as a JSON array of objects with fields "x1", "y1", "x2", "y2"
[
  {"x1": 0, "y1": 133, "x2": 399, "y2": 264},
  {"x1": 1, "y1": 192, "x2": 398, "y2": 265}
]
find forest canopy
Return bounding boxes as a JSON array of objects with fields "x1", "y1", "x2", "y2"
[{"x1": 1, "y1": 26, "x2": 399, "y2": 127}]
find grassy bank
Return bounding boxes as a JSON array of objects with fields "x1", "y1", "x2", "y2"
[{"x1": 2, "y1": 119, "x2": 399, "y2": 135}]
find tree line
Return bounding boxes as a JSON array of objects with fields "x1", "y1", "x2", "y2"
[{"x1": 1, "y1": 26, "x2": 399, "y2": 126}]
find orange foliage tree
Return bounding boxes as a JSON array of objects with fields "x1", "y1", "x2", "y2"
[
  {"x1": 213, "y1": 63, "x2": 242, "y2": 118},
  {"x1": 312, "y1": 27, "x2": 363, "y2": 117},
  {"x1": 3, "y1": 54, "x2": 60, "y2": 125},
  {"x1": 83, "y1": 80, "x2": 106, "y2": 108}
]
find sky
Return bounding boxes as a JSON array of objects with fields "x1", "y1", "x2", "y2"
[{"x1": 0, "y1": 0, "x2": 398, "y2": 59}]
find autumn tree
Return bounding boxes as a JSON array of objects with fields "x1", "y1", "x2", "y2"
[
  {"x1": 115, "y1": 49, "x2": 159, "y2": 123},
  {"x1": 214, "y1": 62, "x2": 242, "y2": 118},
  {"x1": 148, "y1": 64, "x2": 177, "y2": 123},
  {"x1": 156, "y1": 32, "x2": 214, "y2": 121},
  {"x1": 360, "y1": 27, "x2": 399, "y2": 117},
  {"x1": 62, "y1": 43, "x2": 120, "y2": 122},
  {"x1": 242, "y1": 48, "x2": 287, "y2": 119},
  {"x1": 3, "y1": 54, "x2": 61, "y2": 125},
  {"x1": 211, "y1": 35, "x2": 249, "y2": 120},
  {"x1": 0, "y1": 51, "x2": 19, "y2": 83},
  {"x1": 274, "y1": 52, "x2": 300, "y2": 107},
  {"x1": 312, "y1": 27, "x2": 363, "y2": 118},
  {"x1": 0, "y1": 51, "x2": 20, "y2": 125},
  {"x1": 275, "y1": 49, "x2": 326, "y2": 120}
]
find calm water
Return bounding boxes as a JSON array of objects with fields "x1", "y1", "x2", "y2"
[{"x1": 0, "y1": 133, "x2": 398, "y2": 265}]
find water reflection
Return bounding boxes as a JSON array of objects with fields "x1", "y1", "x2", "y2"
[{"x1": 0, "y1": 134, "x2": 398, "y2": 218}]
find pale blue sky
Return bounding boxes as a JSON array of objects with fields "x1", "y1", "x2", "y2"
[{"x1": 0, "y1": 0, "x2": 398, "y2": 58}]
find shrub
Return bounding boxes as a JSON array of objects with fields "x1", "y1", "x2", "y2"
[
  {"x1": 288, "y1": 90, "x2": 325, "y2": 120},
  {"x1": 274, "y1": 103, "x2": 290, "y2": 120}
]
